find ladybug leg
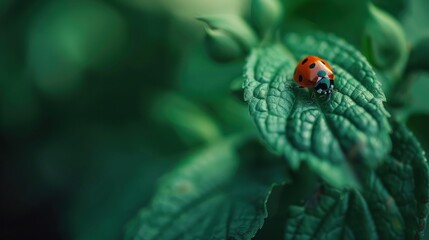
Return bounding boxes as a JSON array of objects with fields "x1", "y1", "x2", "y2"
[{"x1": 285, "y1": 84, "x2": 304, "y2": 89}]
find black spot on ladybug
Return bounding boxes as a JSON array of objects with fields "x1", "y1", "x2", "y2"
[
  {"x1": 309, "y1": 63, "x2": 316, "y2": 69},
  {"x1": 299, "y1": 75, "x2": 303, "y2": 82},
  {"x1": 321, "y1": 61, "x2": 326, "y2": 65},
  {"x1": 302, "y1": 58, "x2": 308, "y2": 64}
]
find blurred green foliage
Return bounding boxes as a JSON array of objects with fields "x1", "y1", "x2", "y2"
[{"x1": 1, "y1": 0, "x2": 429, "y2": 239}]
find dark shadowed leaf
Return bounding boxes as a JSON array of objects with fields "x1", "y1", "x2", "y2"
[
  {"x1": 407, "y1": 113, "x2": 429, "y2": 152},
  {"x1": 283, "y1": 0, "x2": 370, "y2": 48},
  {"x1": 390, "y1": 72, "x2": 429, "y2": 120},
  {"x1": 126, "y1": 138, "x2": 288, "y2": 240},
  {"x1": 283, "y1": 121, "x2": 429, "y2": 239},
  {"x1": 284, "y1": 188, "x2": 377, "y2": 240},
  {"x1": 243, "y1": 33, "x2": 391, "y2": 187},
  {"x1": 372, "y1": 0, "x2": 408, "y2": 18},
  {"x1": 405, "y1": 38, "x2": 429, "y2": 73}
]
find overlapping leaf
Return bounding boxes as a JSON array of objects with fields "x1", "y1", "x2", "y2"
[
  {"x1": 284, "y1": 188, "x2": 377, "y2": 239},
  {"x1": 283, "y1": 121, "x2": 429, "y2": 239},
  {"x1": 243, "y1": 33, "x2": 391, "y2": 187},
  {"x1": 125, "y1": 139, "x2": 287, "y2": 240}
]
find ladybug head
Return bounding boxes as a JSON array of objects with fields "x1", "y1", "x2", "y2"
[{"x1": 314, "y1": 76, "x2": 334, "y2": 95}]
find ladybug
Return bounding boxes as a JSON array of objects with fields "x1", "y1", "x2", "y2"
[{"x1": 293, "y1": 56, "x2": 335, "y2": 96}]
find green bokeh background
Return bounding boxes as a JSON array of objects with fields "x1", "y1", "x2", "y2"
[{"x1": 1, "y1": 0, "x2": 428, "y2": 239}]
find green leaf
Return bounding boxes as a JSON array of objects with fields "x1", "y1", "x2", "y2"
[
  {"x1": 199, "y1": 15, "x2": 258, "y2": 62},
  {"x1": 151, "y1": 92, "x2": 222, "y2": 145},
  {"x1": 126, "y1": 138, "x2": 288, "y2": 240},
  {"x1": 374, "y1": 121, "x2": 429, "y2": 239},
  {"x1": 203, "y1": 27, "x2": 245, "y2": 63},
  {"x1": 250, "y1": 0, "x2": 283, "y2": 38},
  {"x1": 284, "y1": 188, "x2": 377, "y2": 239},
  {"x1": 243, "y1": 33, "x2": 391, "y2": 187},
  {"x1": 283, "y1": 121, "x2": 429, "y2": 239},
  {"x1": 363, "y1": 3, "x2": 408, "y2": 86},
  {"x1": 401, "y1": 0, "x2": 429, "y2": 44}
]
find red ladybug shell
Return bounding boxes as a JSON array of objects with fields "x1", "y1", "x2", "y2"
[{"x1": 293, "y1": 56, "x2": 335, "y2": 88}]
